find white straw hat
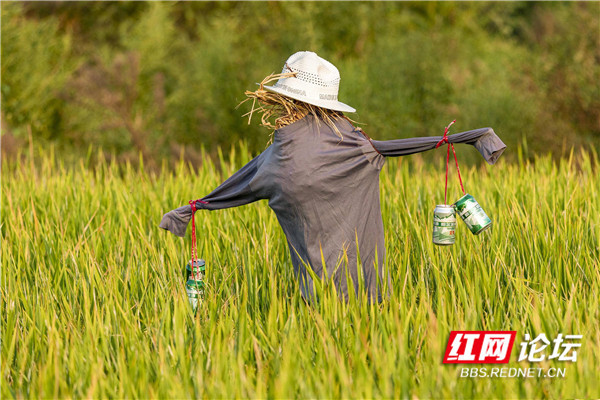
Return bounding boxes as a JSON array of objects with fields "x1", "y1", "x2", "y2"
[{"x1": 264, "y1": 51, "x2": 356, "y2": 113}]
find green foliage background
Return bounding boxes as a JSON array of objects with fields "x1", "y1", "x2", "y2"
[{"x1": 2, "y1": 1, "x2": 599, "y2": 166}]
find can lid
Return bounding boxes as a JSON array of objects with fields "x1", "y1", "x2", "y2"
[
  {"x1": 435, "y1": 204, "x2": 455, "y2": 209},
  {"x1": 186, "y1": 259, "x2": 206, "y2": 269}
]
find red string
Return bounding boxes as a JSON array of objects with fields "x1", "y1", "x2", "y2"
[
  {"x1": 188, "y1": 200, "x2": 197, "y2": 278},
  {"x1": 189, "y1": 199, "x2": 209, "y2": 280},
  {"x1": 438, "y1": 120, "x2": 465, "y2": 204},
  {"x1": 436, "y1": 120, "x2": 455, "y2": 149},
  {"x1": 445, "y1": 140, "x2": 450, "y2": 205},
  {"x1": 436, "y1": 136, "x2": 449, "y2": 148},
  {"x1": 451, "y1": 143, "x2": 466, "y2": 195}
]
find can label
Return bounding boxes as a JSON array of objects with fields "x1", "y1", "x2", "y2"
[
  {"x1": 433, "y1": 205, "x2": 456, "y2": 245},
  {"x1": 454, "y1": 194, "x2": 492, "y2": 235},
  {"x1": 186, "y1": 279, "x2": 205, "y2": 312}
]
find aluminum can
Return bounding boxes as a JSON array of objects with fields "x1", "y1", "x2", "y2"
[
  {"x1": 454, "y1": 193, "x2": 492, "y2": 235},
  {"x1": 433, "y1": 205, "x2": 456, "y2": 245},
  {"x1": 185, "y1": 259, "x2": 205, "y2": 312}
]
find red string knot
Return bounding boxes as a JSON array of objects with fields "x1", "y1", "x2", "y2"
[
  {"x1": 435, "y1": 136, "x2": 449, "y2": 148},
  {"x1": 436, "y1": 119, "x2": 456, "y2": 149},
  {"x1": 190, "y1": 199, "x2": 209, "y2": 211},
  {"x1": 189, "y1": 200, "x2": 197, "y2": 213}
]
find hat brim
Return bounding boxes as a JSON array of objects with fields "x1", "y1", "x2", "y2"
[{"x1": 263, "y1": 85, "x2": 356, "y2": 113}]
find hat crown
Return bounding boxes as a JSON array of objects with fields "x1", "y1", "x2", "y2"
[
  {"x1": 264, "y1": 51, "x2": 356, "y2": 113},
  {"x1": 281, "y1": 51, "x2": 341, "y2": 89}
]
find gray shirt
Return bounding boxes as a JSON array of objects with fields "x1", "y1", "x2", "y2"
[{"x1": 159, "y1": 114, "x2": 506, "y2": 302}]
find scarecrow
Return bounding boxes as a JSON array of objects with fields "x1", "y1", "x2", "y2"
[{"x1": 160, "y1": 51, "x2": 506, "y2": 303}]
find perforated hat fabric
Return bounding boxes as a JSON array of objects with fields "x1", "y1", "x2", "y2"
[{"x1": 264, "y1": 51, "x2": 356, "y2": 113}]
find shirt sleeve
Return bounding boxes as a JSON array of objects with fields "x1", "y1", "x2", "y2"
[
  {"x1": 159, "y1": 151, "x2": 268, "y2": 237},
  {"x1": 370, "y1": 127, "x2": 507, "y2": 165}
]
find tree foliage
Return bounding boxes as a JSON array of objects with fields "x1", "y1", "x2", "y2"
[{"x1": 1, "y1": 1, "x2": 598, "y2": 165}]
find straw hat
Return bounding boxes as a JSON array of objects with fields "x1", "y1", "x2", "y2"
[{"x1": 264, "y1": 51, "x2": 356, "y2": 113}]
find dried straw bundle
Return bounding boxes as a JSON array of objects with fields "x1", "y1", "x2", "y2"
[{"x1": 238, "y1": 72, "x2": 352, "y2": 139}]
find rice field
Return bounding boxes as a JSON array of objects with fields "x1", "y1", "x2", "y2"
[{"x1": 2, "y1": 144, "x2": 599, "y2": 398}]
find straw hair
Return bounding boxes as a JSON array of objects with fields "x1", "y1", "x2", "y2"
[{"x1": 238, "y1": 72, "x2": 354, "y2": 139}]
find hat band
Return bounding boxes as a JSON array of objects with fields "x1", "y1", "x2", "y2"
[{"x1": 274, "y1": 81, "x2": 339, "y2": 102}]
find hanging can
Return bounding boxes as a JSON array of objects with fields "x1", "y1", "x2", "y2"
[
  {"x1": 433, "y1": 205, "x2": 456, "y2": 246},
  {"x1": 454, "y1": 194, "x2": 492, "y2": 235},
  {"x1": 185, "y1": 259, "x2": 206, "y2": 312}
]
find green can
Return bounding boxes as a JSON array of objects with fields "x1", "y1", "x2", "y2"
[
  {"x1": 433, "y1": 205, "x2": 456, "y2": 246},
  {"x1": 185, "y1": 259, "x2": 205, "y2": 312},
  {"x1": 454, "y1": 193, "x2": 492, "y2": 235}
]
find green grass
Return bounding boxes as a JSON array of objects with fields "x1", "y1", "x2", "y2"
[{"x1": 2, "y1": 144, "x2": 599, "y2": 398}]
